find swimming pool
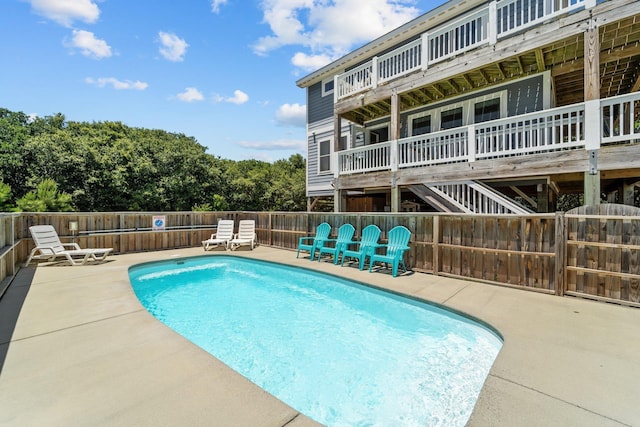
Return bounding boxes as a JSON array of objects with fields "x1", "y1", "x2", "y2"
[{"x1": 129, "y1": 255, "x2": 502, "y2": 426}]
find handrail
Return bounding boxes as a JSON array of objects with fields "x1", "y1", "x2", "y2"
[
  {"x1": 601, "y1": 92, "x2": 640, "y2": 144},
  {"x1": 336, "y1": 62, "x2": 374, "y2": 100},
  {"x1": 427, "y1": 7, "x2": 490, "y2": 64},
  {"x1": 398, "y1": 128, "x2": 469, "y2": 168},
  {"x1": 496, "y1": 0, "x2": 586, "y2": 38},
  {"x1": 336, "y1": 92, "x2": 640, "y2": 175},
  {"x1": 335, "y1": 0, "x2": 593, "y2": 100},
  {"x1": 378, "y1": 39, "x2": 422, "y2": 84},
  {"x1": 474, "y1": 103, "x2": 585, "y2": 159},
  {"x1": 338, "y1": 142, "x2": 391, "y2": 175}
]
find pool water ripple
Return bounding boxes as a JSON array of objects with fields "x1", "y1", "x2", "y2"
[{"x1": 130, "y1": 256, "x2": 502, "y2": 427}]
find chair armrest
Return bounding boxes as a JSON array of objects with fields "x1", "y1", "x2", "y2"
[
  {"x1": 369, "y1": 243, "x2": 387, "y2": 249},
  {"x1": 344, "y1": 240, "x2": 361, "y2": 248},
  {"x1": 62, "y1": 243, "x2": 82, "y2": 250},
  {"x1": 298, "y1": 236, "x2": 317, "y2": 243}
]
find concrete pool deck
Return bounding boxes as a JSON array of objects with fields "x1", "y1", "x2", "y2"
[{"x1": 0, "y1": 246, "x2": 639, "y2": 426}]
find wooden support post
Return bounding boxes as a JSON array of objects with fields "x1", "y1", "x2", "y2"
[
  {"x1": 333, "y1": 114, "x2": 342, "y2": 152},
  {"x1": 554, "y1": 212, "x2": 566, "y2": 296},
  {"x1": 623, "y1": 181, "x2": 636, "y2": 206},
  {"x1": 334, "y1": 189, "x2": 343, "y2": 213},
  {"x1": 537, "y1": 183, "x2": 550, "y2": 213},
  {"x1": 583, "y1": 21, "x2": 601, "y2": 206},
  {"x1": 390, "y1": 92, "x2": 400, "y2": 139},
  {"x1": 433, "y1": 215, "x2": 440, "y2": 274},
  {"x1": 584, "y1": 172, "x2": 601, "y2": 205},
  {"x1": 391, "y1": 174, "x2": 400, "y2": 213},
  {"x1": 390, "y1": 91, "x2": 401, "y2": 212}
]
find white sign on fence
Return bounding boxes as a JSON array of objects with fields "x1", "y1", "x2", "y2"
[{"x1": 152, "y1": 215, "x2": 166, "y2": 231}]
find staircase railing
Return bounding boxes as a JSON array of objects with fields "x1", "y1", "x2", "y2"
[{"x1": 428, "y1": 181, "x2": 533, "y2": 214}]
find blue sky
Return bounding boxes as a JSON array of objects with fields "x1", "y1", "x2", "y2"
[{"x1": 1, "y1": 0, "x2": 441, "y2": 161}]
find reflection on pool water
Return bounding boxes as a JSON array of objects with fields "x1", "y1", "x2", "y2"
[{"x1": 129, "y1": 255, "x2": 502, "y2": 427}]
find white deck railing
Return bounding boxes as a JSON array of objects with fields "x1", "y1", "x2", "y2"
[
  {"x1": 428, "y1": 181, "x2": 533, "y2": 214},
  {"x1": 398, "y1": 128, "x2": 469, "y2": 168},
  {"x1": 337, "y1": 92, "x2": 640, "y2": 175},
  {"x1": 378, "y1": 39, "x2": 422, "y2": 85},
  {"x1": 601, "y1": 92, "x2": 640, "y2": 145},
  {"x1": 336, "y1": 0, "x2": 591, "y2": 101},
  {"x1": 497, "y1": 0, "x2": 586, "y2": 38},
  {"x1": 338, "y1": 142, "x2": 391, "y2": 174},
  {"x1": 474, "y1": 103, "x2": 585, "y2": 159},
  {"x1": 427, "y1": 8, "x2": 491, "y2": 64},
  {"x1": 336, "y1": 62, "x2": 374, "y2": 100}
]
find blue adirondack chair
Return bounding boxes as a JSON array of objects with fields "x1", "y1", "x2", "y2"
[
  {"x1": 340, "y1": 224, "x2": 381, "y2": 270},
  {"x1": 317, "y1": 223, "x2": 355, "y2": 264},
  {"x1": 296, "y1": 222, "x2": 331, "y2": 260},
  {"x1": 369, "y1": 225, "x2": 411, "y2": 277}
]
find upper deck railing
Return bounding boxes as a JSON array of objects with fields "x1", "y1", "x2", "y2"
[
  {"x1": 336, "y1": 0, "x2": 592, "y2": 100},
  {"x1": 337, "y1": 91, "x2": 640, "y2": 175}
]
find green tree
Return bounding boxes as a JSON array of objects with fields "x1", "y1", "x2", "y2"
[
  {"x1": 16, "y1": 179, "x2": 74, "y2": 212},
  {"x1": 0, "y1": 107, "x2": 307, "y2": 212},
  {"x1": 0, "y1": 181, "x2": 13, "y2": 211}
]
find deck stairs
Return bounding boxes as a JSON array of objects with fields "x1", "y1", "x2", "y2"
[{"x1": 409, "y1": 181, "x2": 534, "y2": 214}]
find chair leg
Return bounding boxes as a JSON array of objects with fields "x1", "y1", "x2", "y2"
[{"x1": 24, "y1": 248, "x2": 38, "y2": 267}]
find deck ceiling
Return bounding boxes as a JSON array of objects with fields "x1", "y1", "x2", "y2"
[{"x1": 342, "y1": 13, "x2": 640, "y2": 124}]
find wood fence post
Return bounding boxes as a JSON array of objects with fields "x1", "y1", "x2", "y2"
[
  {"x1": 433, "y1": 215, "x2": 440, "y2": 275},
  {"x1": 555, "y1": 211, "x2": 566, "y2": 296}
]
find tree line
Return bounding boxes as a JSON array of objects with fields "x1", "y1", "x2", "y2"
[{"x1": 0, "y1": 108, "x2": 306, "y2": 212}]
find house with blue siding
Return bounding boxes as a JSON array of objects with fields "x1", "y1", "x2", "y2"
[{"x1": 297, "y1": 0, "x2": 640, "y2": 213}]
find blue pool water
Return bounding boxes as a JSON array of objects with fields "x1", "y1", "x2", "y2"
[{"x1": 129, "y1": 256, "x2": 502, "y2": 426}]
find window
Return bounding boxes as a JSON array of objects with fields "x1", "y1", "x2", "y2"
[
  {"x1": 474, "y1": 98, "x2": 501, "y2": 123},
  {"x1": 322, "y1": 78, "x2": 334, "y2": 97},
  {"x1": 441, "y1": 107, "x2": 463, "y2": 130},
  {"x1": 412, "y1": 115, "x2": 431, "y2": 136},
  {"x1": 318, "y1": 139, "x2": 331, "y2": 173},
  {"x1": 369, "y1": 126, "x2": 389, "y2": 143}
]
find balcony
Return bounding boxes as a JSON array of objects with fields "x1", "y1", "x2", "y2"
[
  {"x1": 336, "y1": 92, "x2": 640, "y2": 176},
  {"x1": 336, "y1": 0, "x2": 593, "y2": 101}
]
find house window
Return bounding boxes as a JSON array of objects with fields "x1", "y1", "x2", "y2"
[
  {"x1": 441, "y1": 107, "x2": 463, "y2": 129},
  {"x1": 318, "y1": 139, "x2": 331, "y2": 173},
  {"x1": 475, "y1": 98, "x2": 501, "y2": 123},
  {"x1": 322, "y1": 78, "x2": 334, "y2": 97},
  {"x1": 412, "y1": 115, "x2": 432, "y2": 136},
  {"x1": 369, "y1": 126, "x2": 389, "y2": 143}
]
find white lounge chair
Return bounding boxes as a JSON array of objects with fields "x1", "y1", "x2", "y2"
[
  {"x1": 229, "y1": 220, "x2": 256, "y2": 250},
  {"x1": 25, "y1": 225, "x2": 113, "y2": 266},
  {"x1": 202, "y1": 219, "x2": 234, "y2": 250}
]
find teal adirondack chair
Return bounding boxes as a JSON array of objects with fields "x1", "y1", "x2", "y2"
[
  {"x1": 340, "y1": 224, "x2": 381, "y2": 270},
  {"x1": 317, "y1": 223, "x2": 355, "y2": 264},
  {"x1": 369, "y1": 225, "x2": 411, "y2": 277},
  {"x1": 296, "y1": 222, "x2": 331, "y2": 261}
]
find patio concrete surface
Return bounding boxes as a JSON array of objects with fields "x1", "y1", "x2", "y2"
[{"x1": 0, "y1": 246, "x2": 639, "y2": 426}]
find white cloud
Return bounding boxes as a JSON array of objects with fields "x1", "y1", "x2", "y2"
[
  {"x1": 291, "y1": 52, "x2": 332, "y2": 72},
  {"x1": 176, "y1": 87, "x2": 204, "y2": 102},
  {"x1": 236, "y1": 139, "x2": 306, "y2": 151},
  {"x1": 85, "y1": 77, "x2": 148, "y2": 90},
  {"x1": 254, "y1": 0, "x2": 421, "y2": 71},
  {"x1": 66, "y1": 30, "x2": 111, "y2": 59},
  {"x1": 211, "y1": 0, "x2": 229, "y2": 13},
  {"x1": 214, "y1": 90, "x2": 249, "y2": 105},
  {"x1": 27, "y1": 0, "x2": 100, "y2": 27},
  {"x1": 275, "y1": 103, "x2": 306, "y2": 127},
  {"x1": 158, "y1": 32, "x2": 189, "y2": 62}
]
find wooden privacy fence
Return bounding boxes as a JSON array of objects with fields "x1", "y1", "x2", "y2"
[
  {"x1": 565, "y1": 204, "x2": 640, "y2": 307},
  {"x1": 1, "y1": 206, "x2": 639, "y2": 307}
]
